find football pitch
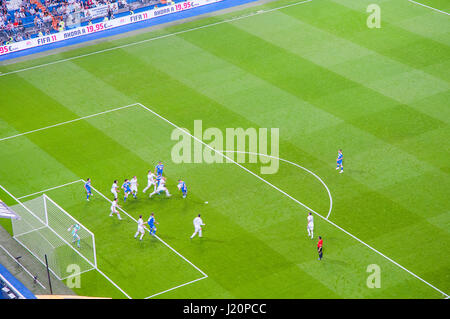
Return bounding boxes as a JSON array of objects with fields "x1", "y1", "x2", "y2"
[{"x1": 0, "y1": 0, "x2": 449, "y2": 299}]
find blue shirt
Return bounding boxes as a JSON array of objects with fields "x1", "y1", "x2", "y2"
[
  {"x1": 156, "y1": 164, "x2": 164, "y2": 176},
  {"x1": 122, "y1": 182, "x2": 131, "y2": 191},
  {"x1": 337, "y1": 152, "x2": 343, "y2": 161},
  {"x1": 148, "y1": 216, "x2": 155, "y2": 228},
  {"x1": 85, "y1": 181, "x2": 91, "y2": 191},
  {"x1": 178, "y1": 181, "x2": 187, "y2": 192}
]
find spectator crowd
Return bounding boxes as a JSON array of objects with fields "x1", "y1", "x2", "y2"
[{"x1": 0, "y1": 0, "x2": 154, "y2": 44}]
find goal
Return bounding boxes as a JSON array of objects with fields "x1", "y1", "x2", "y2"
[{"x1": 9, "y1": 194, "x2": 97, "y2": 280}]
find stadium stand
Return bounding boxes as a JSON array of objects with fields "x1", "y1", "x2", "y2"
[
  {"x1": 0, "y1": 263, "x2": 36, "y2": 299},
  {"x1": 0, "y1": 0, "x2": 180, "y2": 44}
]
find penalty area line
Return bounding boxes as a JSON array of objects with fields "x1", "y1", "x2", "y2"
[
  {"x1": 81, "y1": 179, "x2": 207, "y2": 276},
  {"x1": 145, "y1": 275, "x2": 208, "y2": 299},
  {"x1": 0, "y1": 183, "x2": 132, "y2": 299},
  {"x1": 0, "y1": 103, "x2": 139, "y2": 143},
  {"x1": 17, "y1": 179, "x2": 84, "y2": 200},
  {"x1": 79, "y1": 180, "x2": 209, "y2": 297},
  {"x1": 136, "y1": 102, "x2": 449, "y2": 299},
  {"x1": 408, "y1": 0, "x2": 450, "y2": 15}
]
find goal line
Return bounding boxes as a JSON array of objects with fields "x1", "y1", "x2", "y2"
[
  {"x1": 13, "y1": 179, "x2": 208, "y2": 299},
  {"x1": 0, "y1": 184, "x2": 132, "y2": 299}
]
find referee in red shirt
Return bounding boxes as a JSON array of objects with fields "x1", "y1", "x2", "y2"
[{"x1": 317, "y1": 236, "x2": 323, "y2": 260}]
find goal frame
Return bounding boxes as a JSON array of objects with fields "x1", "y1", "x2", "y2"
[{"x1": 1, "y1": 185, "x2": 97, "y2": 281}]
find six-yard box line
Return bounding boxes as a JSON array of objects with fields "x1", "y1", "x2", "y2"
[
  {"x1": 11, "y1": 178, "x2": 208, "y2": 299},
  {"x1": 0, "y1": 102, "x2": 448, "y2": 298},
  {"x1": 0, "y1": 103, "x2": 208, "y2": 299}
]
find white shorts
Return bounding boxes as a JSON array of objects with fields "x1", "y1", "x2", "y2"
[
  {"x1": 111, "y1": 190, "x2": 118, "y2": 198},
  {"x1": 157, "y1": 186, "x2": 167, "y2": 193},
  {"x1": 131, "y1": 186, "x2": 138, "y2": 192},
  {"x1": 137, "y1": 226, "x2": 145, "y2": 234},
  {"x1": 307, "y1": 224, "x2": 314, "y2": 231}
]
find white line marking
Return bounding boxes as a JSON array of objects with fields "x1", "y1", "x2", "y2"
[
  {"x1": 81, "y1": 181, "x2": 208, "y2": 281},
  {"x1": 0, "y1": 244, "x2": 46, "y2": 289},
  {"x1": 408, "y1": 0, "x2": 450, "y2": 15},
  {"x1": 94, "y1": 267, "x2": 132, "y2": 299},
  {"x1": 13, "y1": 225, "x2": 47, "y2": 238},
  {"x1": 0, "y1": 103, "x2": 138, "y2": 142},
  {"x1": 63, "y1": 267, "x2": 95, "y2": 279},
  {"x1": 16, "y1": 178, "x2": 207, "y2": 298},
  {"x1": 144, "y1": 275, "x2": 208, "y2": 299},
  {"x1": 136, "y1": 102, "x2": 449, "y2": 298},
  {"x1": 17, "y1": 180, "x2": 84, "y2": 199},
  {"x1": 43, "y1": 194, "x2": 99, "y2": 270},
  {"x1": 0, "y1": 101, "x2": 207, "y2": 297},
  {"x1": 218, "y1": 150, "x2": 333, "y2": 219},
  {"x1": 0, "y1": 184, "x2": 132, "y2": 299},
  {"x1": 0, "y1": 0, "x2": 313, "y2": 77},
  {"x1": 153, "y1": 234, "x2": 208, "y2": 277},
  {"x1": 2, "y1": 101, "x2": 447, "y2": 297},
  {"x1": 138, "y1": 102, "x2": 331, "y2": 220}
]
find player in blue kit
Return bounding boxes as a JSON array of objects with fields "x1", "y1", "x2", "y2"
[
  {"x1": 84, "y1": 178, "x2": 92, "y2": 201},
  {"x1": 155, "y1": 162, "x2": 164, "y2": 179},
  {"x1": 122, "y1": 179, "x2": 132, "y2": 202},
  {"x1": 336, "y1": 149, "x2": 343, "y2": 173},
  {"x1": 155, "y1": 174, "x2": 162, "y2": 188},
  {"x1": 147, "y1": 213, "x2": 159, "y2": 236},
  {"x1": 177, "y1": 180, "x2": 187, "y2": 198}
]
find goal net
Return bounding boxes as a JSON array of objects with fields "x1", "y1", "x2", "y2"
[{"x1": 9, "y1": 194, "x2": 97, "y2": 280}]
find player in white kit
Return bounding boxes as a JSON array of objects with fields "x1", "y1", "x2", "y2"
[
  {"x1": 109, "y1": 198, "x2": 122, "y2": 220},
  {"x1": 143, "y1": 170, "x2": 157, "y2": 193},
  {"x1": 149, "y1": 177, "x2": 171, "y2": 198},
  {"x1": 130, "y1": 176, "x2": 138, "y2": 199},
  {"x1": 134, "y1": 215, "x2": 145, "y2": 241},
  {"x1": 111, "y1": 180, "x2": 119, "y2": 200},
  {"x1": 190, "y1": 214, "x2": 205, "y2": 239},
  {"x1": 307, "y1": 212, "x2": 314, "y2": 239}
]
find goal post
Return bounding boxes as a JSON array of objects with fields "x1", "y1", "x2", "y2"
[
  {"x1": 42, "y1": 194, "x2": 97, "y2": 269},
  {"x1": 0, "y1": 186, "x2": 97, "y2": 281}
]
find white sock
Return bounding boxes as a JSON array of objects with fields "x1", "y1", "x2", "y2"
[{"x1": 140, "y1": 233, "x2": 144, "y2": 240}]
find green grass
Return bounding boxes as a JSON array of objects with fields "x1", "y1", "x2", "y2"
[{"x1": 0, "y1": 0, "x2": 449, "y2": 298}]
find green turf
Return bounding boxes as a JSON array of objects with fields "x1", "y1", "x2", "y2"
[{"x1": 0, "y1": 0, "x2": 448, "y2": 298}]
